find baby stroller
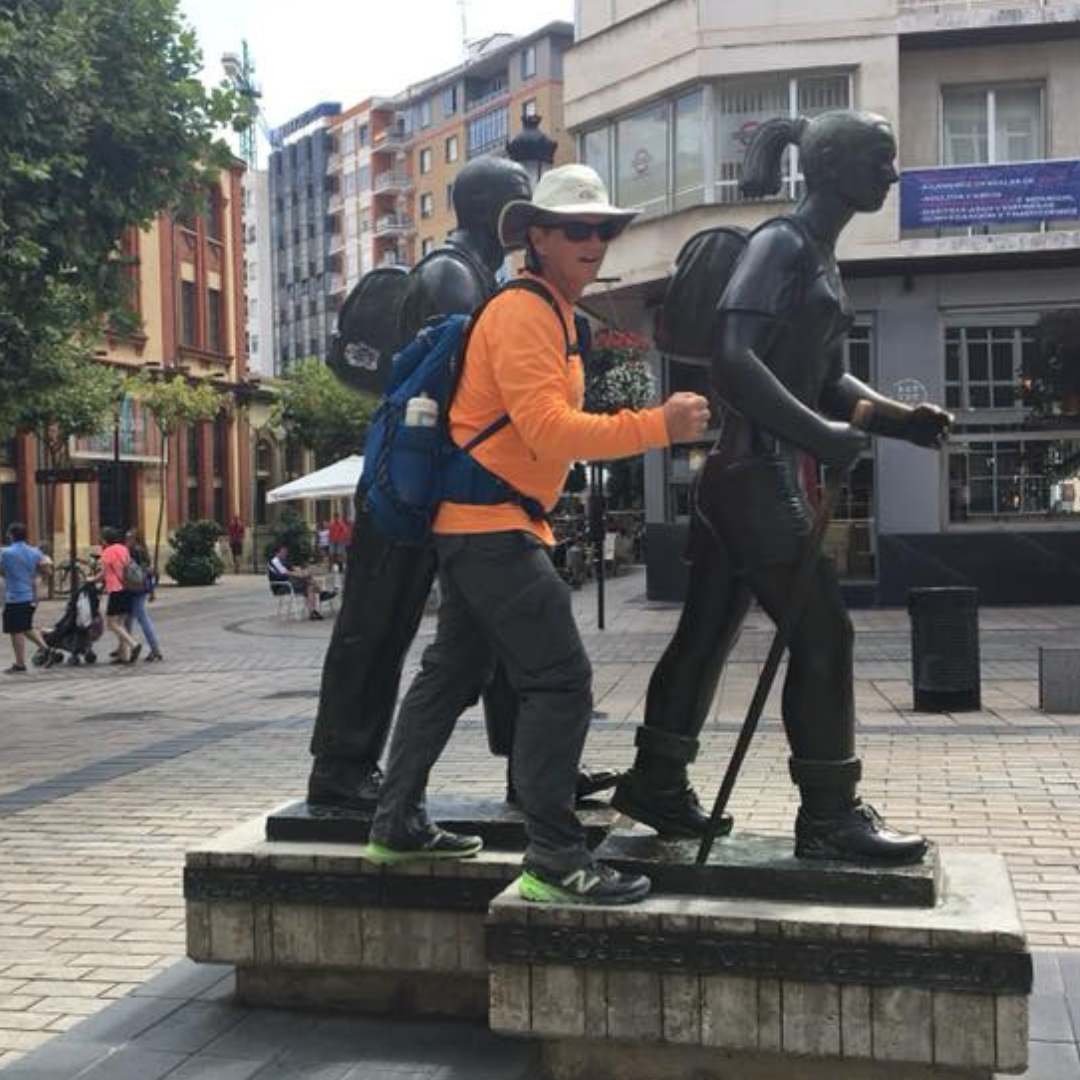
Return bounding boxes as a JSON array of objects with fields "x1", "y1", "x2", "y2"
[{"x1": 35, "y1": 583, "x2": 104, "y2": 666}]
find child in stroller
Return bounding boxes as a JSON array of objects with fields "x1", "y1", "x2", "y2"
[{"x1": 34, "y1": 582, "x2": 104, "y2": 667}]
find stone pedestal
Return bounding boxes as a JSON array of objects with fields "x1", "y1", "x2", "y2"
[
  {"x1": 185, "y1": 814, "x2": 521, "y2": 1019},
  {"x1": 266, "y1": 795, "x2": 617, "y2": 848},
  {"x1": 486, "y1": 848, "x2": 1030, "y2": 1079}
]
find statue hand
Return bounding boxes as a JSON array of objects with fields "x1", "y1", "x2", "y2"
[
  {"x1": 663, "y1": 392, "x2": 711, "y2": 444},
  {"x1": 819, "y1": 422, "x2": 870, "y2": 470},
  {"x1": 904, "y1": 403, "x2": 953, "y2": 449}
]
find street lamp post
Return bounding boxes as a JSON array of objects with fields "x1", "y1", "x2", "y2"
[{"x1": 505, "y1": 108, "x2": 557, "y2": 189}]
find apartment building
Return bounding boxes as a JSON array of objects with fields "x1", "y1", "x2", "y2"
[
  {"x1": 242, "y1": 169, "x2": 275, "y2": 380},
  {"x1": 566, "y1": 0, "x2": 1080, "y2": 603},
  {"x1": 267, "y1": 102, "x2": 341, "y2": 375},
  {"x1": 404, "y1": 22, "x2": 576, "y2": 259},
  {"x1": 316, "y1": 19, "x2": 578, "y2": 324},
  {"x1": 1, "y1": 163, "x2": 255, "y2": 554}
]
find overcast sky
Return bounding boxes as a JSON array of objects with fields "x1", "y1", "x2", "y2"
[{"x1": 179, "y1": 0, "x2": 575, "y2": 155}]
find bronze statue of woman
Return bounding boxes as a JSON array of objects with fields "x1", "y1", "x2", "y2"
[{"x1": 612, "y1": 111, "x2": 952, "y2": 862}]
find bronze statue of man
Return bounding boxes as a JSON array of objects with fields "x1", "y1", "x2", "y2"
[
  {"x1": 309, "y1": 156, "x2": 615, "y2": 808},
  {"x1": 612, "y1": 112, "x2": 951, "y2": 862}
]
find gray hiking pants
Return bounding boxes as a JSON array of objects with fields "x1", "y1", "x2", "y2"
[{"x1": 370, "y1": 530, "x2": 594, "y2": 873}]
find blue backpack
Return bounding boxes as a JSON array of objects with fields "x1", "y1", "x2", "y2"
[{"x1": 360, "y1": 278, "x2": 582, "y2": 545}]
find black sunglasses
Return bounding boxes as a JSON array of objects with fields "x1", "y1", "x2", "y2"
[{"x1": 547, "y1": 219, "x2": 621, "y2": 243}]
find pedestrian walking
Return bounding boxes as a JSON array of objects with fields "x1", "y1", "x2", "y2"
[
  {"x1": 90, "y1": 527, "x2": 141, "y2": 664},
  {"x1": 227, "y1": 515, "x2": 245, "y2": 574},
  {"x1": 125, "y1": 529, "x2": 163, "y2": 661},
  {"x1": 1, "y1": 522, "x2": 52, "y2": 673},
  {"x1": 368, "y1": 164, "x2": 711, "y2": 906}
]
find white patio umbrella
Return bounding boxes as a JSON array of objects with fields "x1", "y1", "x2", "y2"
[{"x1": 265, "y1": 455, "x2": 364, "y2": 504}]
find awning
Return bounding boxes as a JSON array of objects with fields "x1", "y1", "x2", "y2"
[{"x1": 265, "y1": 455, "x2": 363, "y2": 504}]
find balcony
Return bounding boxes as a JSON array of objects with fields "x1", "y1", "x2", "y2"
[
  {"x1": 898, "y1": 0, "x2": 1073, "y2": 34},
  {"x1": 374, "y1": 214, "x2": 415, "y2": 237},
  {"x1": 327, "y1": 191, "x2": 343, "y2": 214},
  {"x1": 327, "y1": 231, "x2": 346, "y2": 256},
  {"x1": 465, "y1": 86, "x2": 509, "y2": 115},
  {"x1": 372, "y1": 129, "x2": 412, "y2": 154},
  {"x1": 328, "y1": 274, "x2": 347, "y2": 296},
  {"x1": 373, "y1": 170, "x2": 412, "y2": 194},
  {"x1": 325, "y1": 152, "x2": 341, "y2": 173},
  {"x1": 379, "y1": 253, "x2": 409, "y2": 268}
]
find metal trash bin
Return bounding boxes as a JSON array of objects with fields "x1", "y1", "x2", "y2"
[{"x1": 907, "y1": 587, "x2": 981, "y2": 712}]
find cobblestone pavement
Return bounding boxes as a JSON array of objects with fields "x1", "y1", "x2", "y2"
[{"x1": 2, "y1": 569, "x2": 1080, "y2": 1074}]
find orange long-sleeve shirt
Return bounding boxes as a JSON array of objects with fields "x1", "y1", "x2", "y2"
[{"x1": 434, "y1": 273, "x2": 670, "y2": 545}]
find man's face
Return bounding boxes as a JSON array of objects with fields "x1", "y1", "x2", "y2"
[{"x1": 529, "y1": 216, "x2": 610, "y2": 299}]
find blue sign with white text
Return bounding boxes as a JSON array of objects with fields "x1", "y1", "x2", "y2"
[{"x1": 900, "y1": 160, "x2": 1080, "y2": 229}]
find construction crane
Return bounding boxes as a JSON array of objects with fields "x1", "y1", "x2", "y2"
[{"x1": 222, "y1": 41, "x2": 279, "y2": 169}]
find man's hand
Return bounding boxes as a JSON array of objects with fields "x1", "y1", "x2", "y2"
[
  {"x1": 663, "y1": 392, "x2": 711, "y2": 444},
  {"x1": 903, "y1": 403, "x2": 953, "y2": 448}
]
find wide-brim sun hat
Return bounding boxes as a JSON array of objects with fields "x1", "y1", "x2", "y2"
[{"x1": 498, "y1": 163, "x2": 639, "y2": 252}]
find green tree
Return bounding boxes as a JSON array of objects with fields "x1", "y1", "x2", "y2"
[
  {"x1": 128, "y1": 371, "x2": 223, "y2": 578},
  {"x1": 14, "y1": 355, "x2": 124, "y2": 581},
  {"x1": 272, "y1": 358, "x2": 375, "y2": 467},
  {"x1": 0, "y1": 0, "x2": 248, "y2": 423}
]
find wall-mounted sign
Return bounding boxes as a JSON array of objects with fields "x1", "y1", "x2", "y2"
[
  {"x1": 900, "y1": 159, "x2": 1080, "y2": 230},
  {"x1": 892, "y1": 379, "x2": 929, "y2": 406}
]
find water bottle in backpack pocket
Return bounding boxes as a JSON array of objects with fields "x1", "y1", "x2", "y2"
[{"x1": 390, "y1": 394, "x2": 440, "y2": 507}]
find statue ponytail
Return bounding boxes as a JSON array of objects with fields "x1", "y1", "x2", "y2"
[{"x1": 740, "y1": 116, "x2": 810, "y2": 198}]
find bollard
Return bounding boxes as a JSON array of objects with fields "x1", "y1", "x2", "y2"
[{"x1": 907, "y1": 586, "x2": 981, "y2": 712}]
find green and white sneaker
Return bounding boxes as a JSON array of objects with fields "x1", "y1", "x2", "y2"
[
  {"x1": 519, "y1": 861, "x2": 651, "y2": 906},
  {"x1": 364, "y1": 828, "x2": 483, "y2": 865}
]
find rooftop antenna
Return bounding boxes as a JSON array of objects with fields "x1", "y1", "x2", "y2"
[{"x1": 459, "y1": 0, "x2": 469, "y2": 58}]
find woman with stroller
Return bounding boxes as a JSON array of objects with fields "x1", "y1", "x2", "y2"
[
  {"x1": 89, "y1": 526, "x2": 141, "y2": 664},
  {"x1": 124, "y1": 529, "x2": 163, "y2": 662}
]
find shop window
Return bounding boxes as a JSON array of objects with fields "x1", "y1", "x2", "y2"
[
  {"x1": 674, "y1": 90, "x2": 705, "y2": 211},
  {"x1": 581, "y1": 126, "x2": 612, "y2": 195}
]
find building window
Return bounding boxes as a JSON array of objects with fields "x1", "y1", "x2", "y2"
[
  {"x1": 467, "y1": 106, "x2": 508, "y2": 158},
  {"x1": 445, "y1": 135, "x2": 459, "y2": 163},
  {"x1": 446, "y1": 182, "x2": 455, "y2": 210},
  {"x1": 523, "y1": 98, "x2": 538, "y2": 119},
  {"x1": 581, "y1": 127, "x2": 612, "y2": 194},
  {"x1": 340, "y1": 127, "x2": 355, "y2": 156},
  {"x1": 344, "y1": 171, "x2": 358, "y2": 198},
  {"x1": 358, "y1": 124, "x2": 368, "y2": 147},
  {"x1": 419, "y1": 147, "x2": 433, "y2": 174},
  {"x1": 945, "y1": 325, "x2": 1034, "y2": 411},
  {"x1": 180, "y1": 280, "x2": 197, "y2": 346},
  {"x1": 945, "y1": 316, "x2": 1080, "y2": 524},
  {"x1": 422, "y1": 237, "x2": 435, "y2": 256},
  {"x1": 616, "y1": 103, "x2": 668, "y2": 218},
  {"x1": 674, "y1": 90, "x2": 705, "y2": 211},
  {"x1": 716, "y1": 72, "x2": 850, "y2": 203},
  {"x1": 521, "y1": 44, "x2": 537, "y2": 80},
  {"x1": 419, "y1": 98, "x2": 433, "y2": 128},
  {"x1": 420, "y1": 192, "x2": 434, "y2": 219},
  {"x1": 942, "y1": 84, "x2": 1043, "y2": 165},
  {"x1": 443, "y1": 85, "x2": 458, "y2": 117}
]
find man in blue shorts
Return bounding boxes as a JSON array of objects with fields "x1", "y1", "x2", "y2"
[{"x1": 1, "y1": 523, "x2": 52, "y2": 673}]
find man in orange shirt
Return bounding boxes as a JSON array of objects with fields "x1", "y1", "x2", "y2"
[{"x1": 368, "y1": 165, "x2": 710, "y2": 905}]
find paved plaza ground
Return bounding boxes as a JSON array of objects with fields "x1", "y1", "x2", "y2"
[{"x1": 2, "y1": 567, "x2": 1080, "y2": 1077}]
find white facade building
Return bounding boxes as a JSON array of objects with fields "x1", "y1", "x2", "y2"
[{"x1": 241, "y1": 169, "x2": 275, "y2": 380}]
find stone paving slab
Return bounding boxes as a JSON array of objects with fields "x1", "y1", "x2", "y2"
[{"x1": 4, "y1": 570, "x2": 1080, "y2": 1067}]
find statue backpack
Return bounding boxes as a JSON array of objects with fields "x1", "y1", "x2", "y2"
[
  {"x1": 359, "y1": 277, "x2": 580, "y2": 545},
  {"x1": 655, "y1": 216, "x2": 813, "y2": 358}
]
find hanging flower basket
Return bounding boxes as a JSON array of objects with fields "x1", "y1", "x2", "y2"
[{"x1": 584, "y1": 329, "x2": 656, "y2": 415}]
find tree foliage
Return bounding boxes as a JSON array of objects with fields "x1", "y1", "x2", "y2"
[
  {"x1": 272, "y1": 358, "x2": 375, "y2": 466},
  {"x1": 0, "y1": 0, "x2": 248, "y2": 415},
  {"x1": 12, "y1": 356, "x2": 125, "y2": 464}
]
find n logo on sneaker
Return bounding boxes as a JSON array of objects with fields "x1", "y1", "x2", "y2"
[{"x1": 561, "y1": 868, "x2": 601, "y2": 894}]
